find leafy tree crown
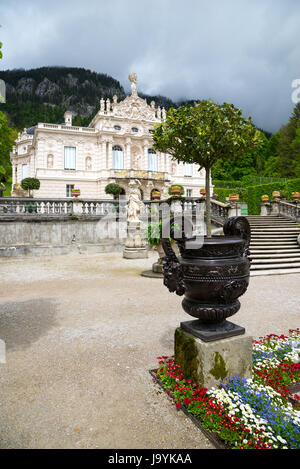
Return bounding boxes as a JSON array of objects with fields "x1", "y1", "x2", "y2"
[
  {"x1": 152, "y1": 100, "x2": 262, "y2": 170},
  {"x1": 21, "y1": 177, "x2": 40, "y2": 190}
]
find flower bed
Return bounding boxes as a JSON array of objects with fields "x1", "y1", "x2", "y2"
[{"x1": 153, "y1": 329, "x2": 300, "y2": 449}]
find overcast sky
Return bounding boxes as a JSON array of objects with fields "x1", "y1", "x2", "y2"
[{"x1": 1, "y1": 0, "x2": 300, "y2": 133}]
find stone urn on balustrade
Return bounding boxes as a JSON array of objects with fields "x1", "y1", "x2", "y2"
[{"x1": 161, "y1": 216, "x2": 251, "y2": 342}]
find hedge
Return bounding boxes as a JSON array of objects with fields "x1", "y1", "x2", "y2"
[
  {"x1": 215, "y1": 178, "x2": 300, "y2": 215},
  {"x1": 213, "y1": 187, "x2": 238, "y2": 202}
]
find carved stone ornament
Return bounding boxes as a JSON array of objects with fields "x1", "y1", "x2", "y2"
[{"x1": 112, "y1": 73, "x2": 159, "y2": 122}]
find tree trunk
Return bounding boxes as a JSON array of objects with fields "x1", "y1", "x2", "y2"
[{"x1": 205, "y1": 167, "x2": 212, "y2": 238}]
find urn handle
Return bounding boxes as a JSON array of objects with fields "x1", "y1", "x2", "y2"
[
  {"x1": 223, "y1": 216, "x2": 251, "y2": 257},
  {"x1": 160, "y1": 216, "x2": 193, "y2": 296}
]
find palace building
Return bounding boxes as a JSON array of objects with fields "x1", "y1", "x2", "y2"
[{"x1": 10, "y1": 73, "x2": 206, "y2": 200}]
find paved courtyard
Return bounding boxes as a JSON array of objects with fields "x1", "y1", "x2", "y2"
[{"x1": 0, "y1": 251, "x2": 299, "y2": 449}]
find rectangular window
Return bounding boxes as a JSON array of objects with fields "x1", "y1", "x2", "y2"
[
  {"x1": 64, "y1": 146, "x2": 76, "y2": 170},
  {"x1": 187, "y1": 189, "x2": 193, "y2": 198},
  {"x1": 22, "y1": 164, "x2": 28, "y2": 179},
  {"x1": 113, "y1": 149, "x2": 124, "y2": 170},
  {"x1": 184, "y1": 163, "x2": 193, "y2": 177},
  {"x1": 148, "y1": 153, "x2": 158, "y2": 172},
  {"x1": 66, "y1": 184, "x2": 75, "y2": 197}
]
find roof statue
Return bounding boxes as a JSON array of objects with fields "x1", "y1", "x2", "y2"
[{"x1": 128, "y1": 73, "x2": 138, "y2": 97}]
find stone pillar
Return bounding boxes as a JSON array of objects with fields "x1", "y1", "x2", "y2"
[{"x1": 143, "y1": 141, "x2": 149, "y2": 171}]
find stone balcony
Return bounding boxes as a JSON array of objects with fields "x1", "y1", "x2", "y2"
[{"x1": 109, "y1": 169, "x2": 170, "y2": 182}]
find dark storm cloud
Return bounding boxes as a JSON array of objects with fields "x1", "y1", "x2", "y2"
[{"x1": 1, "y1": 0, "x2": 300, "y2": 132}]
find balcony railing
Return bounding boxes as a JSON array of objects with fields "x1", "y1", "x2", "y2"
[{"x1": 110, "y1": 169, "x2": 170, "y2": 181}]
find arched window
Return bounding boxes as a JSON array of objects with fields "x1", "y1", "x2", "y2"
[
  {"x1": 112, "y1": 145, "x2": 124, "y2": 170},
  {"x1": 148, "y1": 149, "x2": 157, "y2": 172}
]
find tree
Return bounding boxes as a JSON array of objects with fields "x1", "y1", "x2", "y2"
[
  {"x1": 21, "y1": 177, "x2": 40, "y2": 196},
  {"x1": 0, "y1": 111, "x2": 17, "y2": 193},
  {"x1": 277, "y1": 102, "x2": 300, "y2": 178},
  {"x1": 152, "y1": 100, "x2": 261, "y2": 237},
  {"x1": 104, "y1": 182, "x2": 123, "y2": 199}
]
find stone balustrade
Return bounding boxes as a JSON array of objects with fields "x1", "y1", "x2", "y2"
[
  {"x1": 0, "y1": 197, "x2": 123, "y2": 218},
  {"x1": 37, "y1": 123, "x2": 97, "y2": 133},
  {"x1": 0, "y1": 196, "x2": 234, "y2": 222},
  {"x1": 261, "y1": 199, "x2": 300, "y2": 222}
]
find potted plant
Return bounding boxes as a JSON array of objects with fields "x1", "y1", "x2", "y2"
[
  {"x1": 292, "y1": 191, "x2": 300, "y2": 200},
  {"x1": 261, "y1": 194, "x2": 269, "y2": 202},
  {"x1": 280, "y1": 190, "x2": 289, "y2": 201},
  {"x1": 229, "y1": 192, "x2": 240, "y2": 202},
  {"x1": 272, "y1": 190, "x2": 281, "y2": 199},
  {"x1": 200, "y1": 188, "x2": 206, "y2": 196},
  {"x1": 152, "y1": 100, "x2": 262, "y2": 336},
  {"x1": 169, "y1": 185, "x2": 184, "y2": 197},
  {"x1": 72, "y1": 188, "x2": 81, "y2": 198},
  {"x1": 145, "y1": 220, "x2": 178, "y2": 274},
  {"x1": 105, "y1": 183, "x2": 123, "y2": 199},
  {"x1": 21, "y1": 177, "x2": 40, "y2": 197},
  {"x1": 151, "y1": 190, "x2": 161, "y2": 200}
]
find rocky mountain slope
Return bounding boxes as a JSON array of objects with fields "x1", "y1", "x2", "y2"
[{"x1": 0, "y1": 66, "x2": 178, "y2": 129}]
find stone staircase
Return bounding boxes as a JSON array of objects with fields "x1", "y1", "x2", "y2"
[{"x1": 247, "y1": 216, "x2": 300, "y2": 276}]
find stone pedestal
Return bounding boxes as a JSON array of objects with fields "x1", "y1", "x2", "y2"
[
  {"x1": 123, "y1": 221, "x2": 148, "y2": 259},
  {"x1": 174, "y1": 327, "x2": 252, "y2": 390}
]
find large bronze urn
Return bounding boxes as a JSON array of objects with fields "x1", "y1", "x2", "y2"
[{"x1": 161, "y1": 216, "x2": 251, "y2": 341}]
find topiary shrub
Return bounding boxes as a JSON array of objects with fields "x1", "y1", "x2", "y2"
[
  {"x1": 21, "y1": 177, "x2": 40, "y2": 196},
  {"x1": 105, "y1": 183, "x2": 123, "y2": 199}
]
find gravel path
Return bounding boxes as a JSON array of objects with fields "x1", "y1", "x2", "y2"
[{"x1": 0, "y1": 251, "x2": 299, "y2": 449}]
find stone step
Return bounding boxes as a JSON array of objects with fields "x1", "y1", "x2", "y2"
[
  {"x1": 249, "y1": 225, "x2": 297, "y2": 229},
  {"x1": 251, "y1": 239, "x2": 298, "y2": 243},
  {"x1": 250, "y1": 257, "x2": 300, "y2": 264},
  {"x1": 251, "y1": 227, "x2": 300, "y2": 234},
  {"x1": 250, "y1": 252, "x2": 300, "y2": 258},
  {"x1": 251, "y1": 234, "x2": 298, "y2": 238},
  {"x1": 250, "y1": 261, "x2": 300, "y2": 270},
  {"x1": 250, "y1": 239, "x2": 298, "y2": 243},
  {"x1": 250, "y1": 249, "x2": 300, "y2": 254},
  {"x1": 250, "y1": 268, "x2": 300, "y2": 276}
]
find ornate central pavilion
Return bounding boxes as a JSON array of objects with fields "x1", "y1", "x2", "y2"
[{"x1": 10, "y1": 73, "x2": 206, "y2": 199}]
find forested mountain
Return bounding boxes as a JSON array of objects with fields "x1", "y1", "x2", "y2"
[{"x1": 0, "y1": 66, "x2": 180, "y2": 129}]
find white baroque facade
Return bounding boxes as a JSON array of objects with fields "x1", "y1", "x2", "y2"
[{"x1": 10, "y1": 74, "x2": 207, "y2": 199}]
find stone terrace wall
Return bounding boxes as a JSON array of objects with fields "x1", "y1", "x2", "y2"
[{"x1": 0, "y1": 216, "x2": 127, "y2": 257}]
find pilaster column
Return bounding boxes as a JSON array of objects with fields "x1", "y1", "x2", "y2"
[
  {"x1": 143, "y1": 140, "x2": 149, "y2": 171},
  {"x1": 17, "y1": 163, "x2": 22, "y2": 183},
  {"x1": 12, "y1": 164, "x2": 16, "y2": 185},
  {"x1": 101, "y1": 138, "x2": 107, "y2": 169},
  {"x1": 126, "y1": 138, "x2": 131, "y2": 170},
  {"x1": 108, "y1": 138, "x2": 113, "y2": 170}
]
